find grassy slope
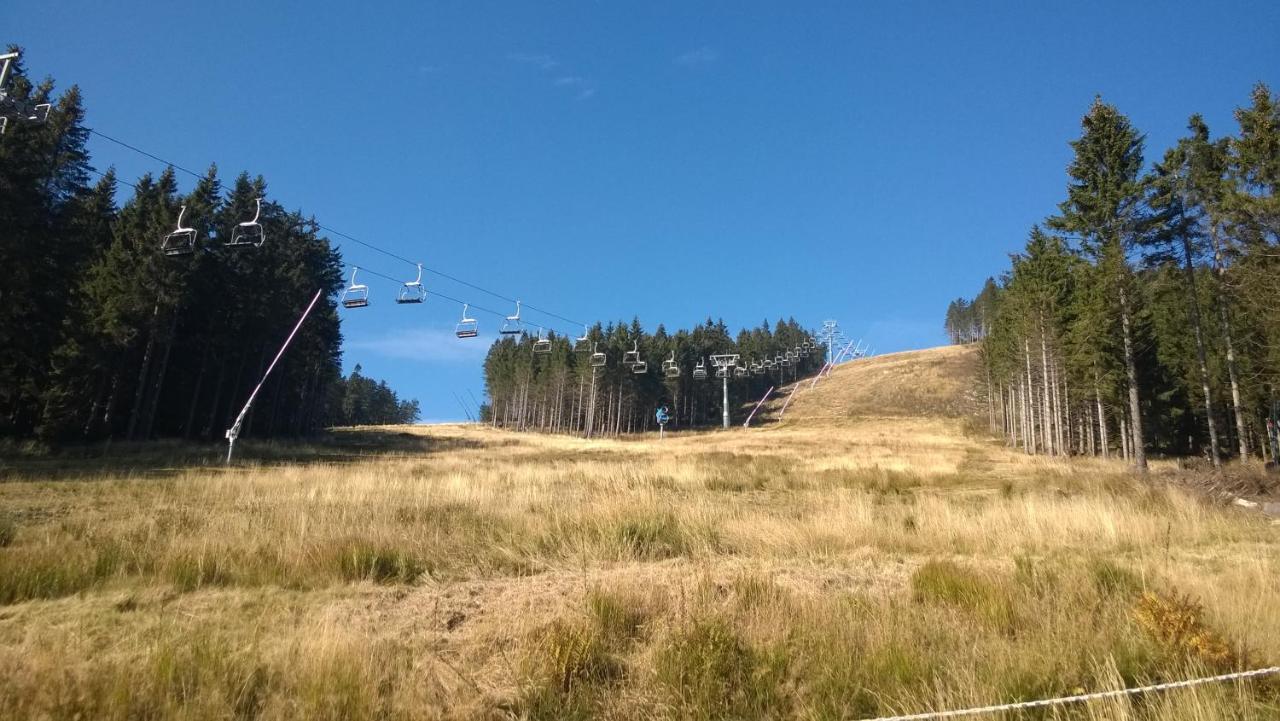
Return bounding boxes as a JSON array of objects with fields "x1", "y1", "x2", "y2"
[{"x1": 0, "y1": 346, "x2": 1277, "y2": 720}]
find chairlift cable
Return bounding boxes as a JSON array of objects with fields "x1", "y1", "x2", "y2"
[{"x1": 84, "y1": 127, "x2": 589, "y2": 329}]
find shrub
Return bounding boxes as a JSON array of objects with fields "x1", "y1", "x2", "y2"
[{"x1": 1132, "y1": 591, "x2": 1238, "y2": 669}]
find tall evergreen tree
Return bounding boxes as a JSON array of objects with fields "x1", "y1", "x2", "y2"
[{"x1": 1048, "y1": 98, "x2": 1152, "y2": 472}]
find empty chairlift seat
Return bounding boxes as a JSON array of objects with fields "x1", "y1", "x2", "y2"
[
  {"x1": 533, "y1": 328, "x2": 552, "y2": 354},
  {"x1": 228, "y1": 198, "x2": 266, "y2": 248},
  {"x1": 622, "y1": 341, "x2": 640, "y2": 367},
  {"x1": 662, "y1": 352, "x2": 681, "y2": 379},
  {"x1": 500, "y1": 301, "x2": 523, "y2": 335},
  {"x1": 397, "y1": 264, "x2": 426, "y2": 304},
  {"x1": 341, "y1": 267, "x2": 370, "y2": 308},
  {"x1": 455, "y1": 304, "x2": 479, "y2": 338},
  {"x1": 161, "y1": 205, "x2": 198, "y2": 257}
]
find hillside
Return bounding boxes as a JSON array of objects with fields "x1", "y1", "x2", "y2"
[
  {"x1": 764, "y1": 344, "x2": 984, "y2": 424},
  {"x1": 0, "y1": 346, "x2": 1277, "y2": 720}
]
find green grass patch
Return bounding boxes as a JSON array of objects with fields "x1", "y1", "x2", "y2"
[
  {"x1": 911, "y1": 560, "x2": 1016, "y2": 631},
  {"x1": 655, "y1": 617, "x2": 789, "y2": 721},
  {"x1": 334, "y1": 542, "x2": 425, "y2": 584}
]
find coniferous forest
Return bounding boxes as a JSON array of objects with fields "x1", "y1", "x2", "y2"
[
  {"x1": 0, "y1": 49, "x2": 418, "y2": 443},
  {"x1": 482, "y1": 318, "x2": 823, "y2": 434},
  {"x1": 946, "y1": 88, "x2": 1280, "y2": 467}
]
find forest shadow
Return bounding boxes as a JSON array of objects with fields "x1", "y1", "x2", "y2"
[{"x1": 0, "y1": 428, "x2": 484, "y2": 482}]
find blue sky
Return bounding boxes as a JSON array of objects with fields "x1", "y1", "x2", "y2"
[{"x1": 6, "y1": 1, "x2": 1278, "y2": 421}]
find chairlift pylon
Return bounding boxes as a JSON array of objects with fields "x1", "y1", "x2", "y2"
[
  {"x1": 397, "y1": 263, "x2": 427, "y2": 304},
  {"x1": 228, "y1": 197, "x2": 266, "y2": 248},
  {"x1": 500, "y1": 300, "x2": 522, "y2": 335},
  {"x1": 341, "y1": 267, "x2": 370, "y2": 308},
  {"x1": 161, "y1": 205, "x2": 198, "y2": 257},
  {"x1": 662, "y1": 351, "x2": 681, "y2": 379},
  {"x1": 533, "y1": 327, "x2": 552, "y2": 354},
  {"x1": 455, "y1": 304, "x2": 478, "y2": 338},
  {"x1": 590, "y1": 342, "x2": 606, "y2": 368}
]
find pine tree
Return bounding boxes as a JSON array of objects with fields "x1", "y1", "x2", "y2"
[{"x1": 1048, "y1": 98, "x2": 1152, "y2": 473}]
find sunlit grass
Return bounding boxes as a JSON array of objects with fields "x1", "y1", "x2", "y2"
[{"x1": 0, "y1": 347, "x2": 1276, "y2": 719}]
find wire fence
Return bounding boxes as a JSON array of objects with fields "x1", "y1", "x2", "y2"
[{"x1": 858, "y1": 666, "x2": 1280, "y2": 721}]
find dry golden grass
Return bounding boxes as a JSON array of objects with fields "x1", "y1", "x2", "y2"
[{"x1": 0, "y1": 345, "x2": 1277, "y2": 720}]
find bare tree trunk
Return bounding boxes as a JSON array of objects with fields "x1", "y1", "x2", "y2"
[
  {"x1": 1121, "y1": 415, "x2": 1130, "y2": 461},
  {"x1": 1039, "y1": 324, "x2": 1053, "y2": 455},
  {"x1": 126, "y1": 300, "x2": 162, "y2": 441},
  {"x1": 1118, "y1": 284, "x2": 1148, "y2": 472},
  {"x1": 1095, "y1": 376, "x2": 1110, "y2": 459},
  {"x1": 1179, "y1": 232, "x2": 1222, "y2": 466},
  {"x1": 1087, "y1": 402, "x2": 1096, "y2": 456},
  {"x1": 1209, "y1": 224, "x2": 1249, "y2": 460},
  {"x1": 141, "y1": 311, "x2": 180, "y2": 440},
  {"x1": 183, "y1": 345, "x2": 209, "y2": 439},
  {"x1": 1025, "y1": 341, "x2": 1037, "y2": 455}
]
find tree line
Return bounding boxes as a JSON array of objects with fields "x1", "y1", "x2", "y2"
[
  {"x1": 1, "y1": 48, "x2": 416, "y2": 442},
  {"x1": 946, "y1": 86, "x2": 1280, "y2": 469},
  {"x1": 482, "y1": 318, "x2": 823, "y2": 435}
]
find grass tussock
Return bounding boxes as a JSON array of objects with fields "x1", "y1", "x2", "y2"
[{"x1": 655, "y1": 617, "x2": 790, "y2": 721}]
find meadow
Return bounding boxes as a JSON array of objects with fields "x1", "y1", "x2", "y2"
[{"x1": 0, "y1": 346, "x2": 1276, "y2": 720}]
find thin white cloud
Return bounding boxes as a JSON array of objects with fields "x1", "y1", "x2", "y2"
[
  {"x1": 346, "y1": 327, "x2": 491, "y2": 363},
  {"x1": 508, "y1": 52, "x2": 559, "y2": 71},
  {"x1": 674, "y1": 46, "x2": 719, "y2": 66},
  {"x1": 509, "y1": 53, "x2": 597, "y2": 100}
]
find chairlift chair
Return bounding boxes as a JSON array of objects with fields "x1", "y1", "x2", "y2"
[
  {"x1": 161, "y1": 205, "x2": 198, "y2": 257},
  {"x1": 751, "y1": 361, "x2": 764, "y2": 375},
  {"x1": 661, "y1": 351, "x2": 681, "y2": 379},
  {"x1": 574, "y1": 326, "x2": 591, "y2": 352},
  {"x1": 500, "y1": 300, "x2": 523, "y2": 335},
  {"x1": 455, "y1": 304, "x2": 479, "y2": 338},
  {"x1": 632, "y1": 359, "x2": 648, "y2": 374},
  {"x1": 622, "y1": 341, "x2": 640, "y2": 367},
  {"x1": 590, "y1": 342, "x2": 607, "y2": 367},
  {"x1": 734, "y1": 366, "x2": 748, "y2": 378},
  {"x1": 228, "y1": 197, "x2": 266, "y2": 248},
  {"x1": 693, "y1": 358, "x2": 708, "y2": 380},
  {"x1": 341, "y1": 267, "x2": 369, "y2": 308},
  {"x1": 763, "y1": 359, "x2": 776, "y2": 370},
  {"x1": 397, "y1": 263, "x2": 427, "y2": 304},
  {"x1": 715, "y1": 366, "x2": 727, "y2": 379},
  {"x1": 0, "y1": 52, "x2": 52, "y2": 135},
  {"x1": 533, "y1": 328, "x2": 552, "y2": 354}
]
